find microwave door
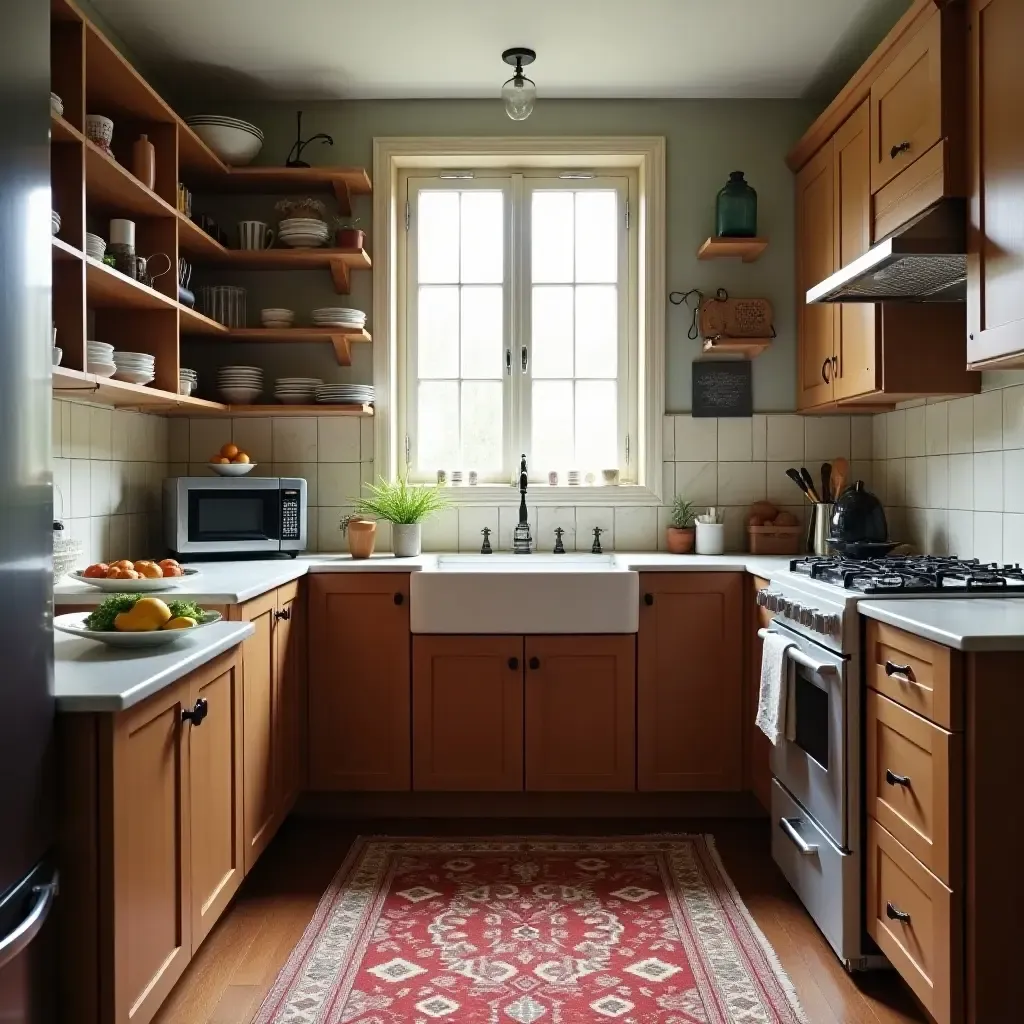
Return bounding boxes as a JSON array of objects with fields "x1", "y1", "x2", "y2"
[{"x1": 181, "y1": 486, "x2": 282, "y2": 553}]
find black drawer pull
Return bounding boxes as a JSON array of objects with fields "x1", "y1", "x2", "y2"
[
  {"x1": 508, "y1": 657, "x2": 519, "y2": 670},
  {"x1": 643, "y1": 593, "x2": 654, "y2": 606},
  {"x1": 528, "y1": 656, "x2": 540, "y2": 670},
  {"x1": 886, "y1": 902, "x2": 911, "y2": 924},
  {"x1": 182, "y1": 698, "x2": 208, "y2": 727},
  {"x1": 394, "y1": 592, "x2": 404, "y2": 606},
  {"x1": 890, "y1": 141, "x2": 911, "y2": 159},
  {"x1": 885, "y1": 769, "x2": 911, "y2": 788},
  {"x1": 274, "y1": 608, "x2": 291, "y2": 621},
  {"x1": 884, "y1": 660, "x2": 912, "y2": 678}
]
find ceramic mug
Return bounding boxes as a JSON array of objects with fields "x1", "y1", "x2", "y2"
[{"x1": 238, "y1": 220, "x2": 275, "y2": 250}]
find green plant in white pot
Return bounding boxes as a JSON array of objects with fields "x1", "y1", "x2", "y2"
[{"x1": 352, "y1": 476, "x2": 449, "y2": 557}]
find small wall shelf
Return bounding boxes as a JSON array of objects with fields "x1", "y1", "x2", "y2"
[
  {"x1": 191, "y1": 247, "x2": 372, "y2": 295},
  {"x1": 701, "y1": 337, "x2": 772, "y2": 358},
  {"x1": 168, "y1": 403, "x2": 374, "y2": 418},
  {"x1": 697, "y1": 237, "x2": 768, "y2": 262},
  {"x1": 85, "y1": 256, "x2": 176, "y2": 311},
  {"x1": 218, "y1": 327, "x2": 372, "y2": 366},
  {"x1": 52, "y1": 366, "x2": 228, "y2": 411},
  {"x1": 193, "y1": 166, "x2": 372, "y2": 217}
]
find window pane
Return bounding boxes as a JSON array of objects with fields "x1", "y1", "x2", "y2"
[
  {"x1": 575, "y1": 191, "x2": 618, "y2": 283},
  {"x1": 531, "y1": 192, "x2": 574, "y2": 283},
  {"x1": 461, "y1": 192, "x2": 503, "y2": 284},
  {"x1": 532, "y1": 380, "x2": 574, "y2": 471},
  {"x1": 575, "y1": 285, "x2": 618, "y2": 379},
  {"x1": 418, "y1": 381, "x2": 459, "y2": 471},
  {"x1": 461, "y1": 381, "x2": 503, "y2": 471},
  {"x1": 418, "y1": 191, "x2": 459, "y2": 283},
  {"x1": 531, "y1": 285, "x2": 574, "y2": 378},
  {"x1": 460, "y1": 286, "x2": 503, "y2": 379},
  {"x1": 418, "y1": 287, "x2": 459, "y2": 378},
  {"x1": 575, "y1": 380, "x2": 618, "y2": 469}
]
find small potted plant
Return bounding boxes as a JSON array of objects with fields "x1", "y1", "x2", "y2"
[
  {"x1": 351, "y1": 475, "x2": 449, "y2": 557},
  {"x1": 666, "y1": 496, "x2": 696, "y2": 554},
  {"x1": 341, "y1": 515, "x2": 377, "y2": 559},
  {"x1": 333, "y1": 216, "x2": 364, "y2": 250}
]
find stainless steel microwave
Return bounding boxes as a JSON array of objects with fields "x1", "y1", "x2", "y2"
[{"x1": 164, "y1": 477, "x2": 308, "y2": 556}]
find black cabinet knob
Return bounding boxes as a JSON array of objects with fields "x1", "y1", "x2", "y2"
[
  {"x1": 528, "y1": 656, "x2": 540, "y2": 670},
  {"x1": 644, "y1": 593, "x2": 654, "y2": 606},
  {"x1": 274, "y1": 608, "x2": 291, "y2": 621},
  {"x1": 886, "y1": 902, "x2": 911, "y2": 924},
  {"x1": 182, "y1": 698, "x2": 208, "y2": 727},
  {"x1": 884, "y1": 661, "x2": 912, "y2": 678},
  {"x1": 508, "y1": 657, "x2": 519, "y2": 670},
  {"x1": 890, "y1": 141, "x2": 911, "y2": 159},
  {"x1": 394, "y1": 592, "x2": 404, "y2": 605},
  {"x1": 885, "y1": 769, "x2": 911, "y2": 788}
]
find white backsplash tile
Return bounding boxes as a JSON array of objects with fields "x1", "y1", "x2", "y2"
[
  {"x1": 1003, "y1": 385, "x2": 1024, "y2": 450},
  {"x1": 925, "y1": 402, "x2": 948, "y2": 456},
  {"x1": 752, "y1": 415, "x2": 767, "y2": 461},
  {"x1": 661, "y1": 415, "x2": 675, "y2": 461},
  {"x1": 69, "y1": 404, "x2": 90, "y2": 460},
  {"x1": 973, "y1": 451, "x2": 1003, "y2": 512},
  {"x1": 717, "y1": 418, "x2": 752, "y2": 461},
  {"x1": 498, "y1": 506, "x2": 523, "y2": 552},
  {"x1": 766, "y1": 414, "x2": 805, "y2": 462},
  {"x1": 360, "y1": 417, "x2": 375, "y2": 461},
  {"x1": 52, "y1": 458, "x2": 71, "y2": 519},
  {"x1": 1003, "y1": 449, "x2": 1024, "y2": 513},
  {"x1": 614, "y1": 506, "x2": 657, "y2": 551},
  {"x1": 318, "y1": 417, "x2": 361, "y2": 462},
  {"x1": 231, "y1": 417, "x2": 273, "y2": 464},
  {"x1": 674, "y1": 415, "x2": 717, "y2": 462},
  {"x1": 272, "y1": 417, "x2": 318, "y2": 462},
  {"x1": 89, "y1": 459, "x2": 111, "y2": 517},
  {"x1": 1003, "y1": 514, "x2": 1024, "y2": 564},
  {"x1": 851, "y1": 416, "x2": 873, "y2": 459},
  {"x1": 89, "y1": 406, "x2": 113, "y2": 460},
  {"x1": 718, "y1": 462, "x2": 766, "y2": 506},
  {"x1": 805, "y1": 415, "x2": 850, "y2": 461},
  {"x1": 886, "y1": 458, "x2": 906, "y2": 507},
  {"x1": 169, "y1": 417, "x2": 189, "y2": 462},
  {"x1": 871, "y1": 460, "x2": 888, "y2": 503},
  {"x1": 946, "y1": 509, "x2": 974, "y2": 559},
  {"x1": 974, "y1": 511, "x2": 1003, "y2": 563},
  {"x1": 673, "y1": 461, "x2": 718, "y2": 506},
  {"x1": 318, "y1": 463, "x2": 362, "y2": 508},
  {"x1": 948, "y1": 454, "x2": 973, "y2": 510},
  {"x1": 905, "y1": 457, "x2": 928, "y2": 508},
  {"x1": 70, "y1": 459, "x2": 90, "y2": 518},
  {"x1": 904, "y1": 406, "x2": 926, "y2": 458},
  {"x1": 421, "y1": 507, "x2": 459, "y2": 551},
  {"x1": 872, "y1": 414, "x2": 886, "y2": 462},
  {"x1": 767, "y1": 462, "x2": 800, "y2": 507},
  {"x1": 189, "y1": 418, "x2": 228, "y2": 464},
  {"x1": 974, "y1": 391, "x2": 1003, "y2": 451},
  {"x1": 947, "y1": 397, "x2": 974, "y2": 454},
  {"x1": 317, "y1": 507, "x2": 351, "y2": 553},
  {"x1": 886, "y1": 410, "x2": 906, "y2": 459},
  {"x1": 662, "y1": 461, "x2": 675, "y2": 501},
  {"x1": 924, "y1": 509, "x2": 949, "y2": 555},
  {"x1": 272, "y1": 463, "x2": 318, "y2": 505},
  {"x1": 576, "y1": 507, "x2": 615, "y2": 552},
  {"x1": 926, "y1": 455, "x2": 949, "y2": 510}
]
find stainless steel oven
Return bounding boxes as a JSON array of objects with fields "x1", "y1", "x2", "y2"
[{"x1": 164, "y1": 477, "x2": 308, "y2": 556}]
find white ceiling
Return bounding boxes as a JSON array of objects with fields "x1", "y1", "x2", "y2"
[{"x1": 87, "y1": 0, "x2": 904, "y2": 101}]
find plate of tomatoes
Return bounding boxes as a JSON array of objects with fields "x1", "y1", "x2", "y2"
[{"x1": 70, "y1": 558, "x2": 200, "y2": 592}]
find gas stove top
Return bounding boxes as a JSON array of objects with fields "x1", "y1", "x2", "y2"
[{"x1": 789, "y1": 555, "x2": 1024, "y2": 595}]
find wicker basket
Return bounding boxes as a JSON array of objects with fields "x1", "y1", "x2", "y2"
[{"x1": 748, "y1": 524, "x2": 802, "y2": 555}]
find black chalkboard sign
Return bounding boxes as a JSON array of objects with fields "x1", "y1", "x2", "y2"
[{"x1": 692, "y1": 360, "x2": 752, "y2": 418}]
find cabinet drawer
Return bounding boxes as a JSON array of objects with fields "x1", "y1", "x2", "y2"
[
  {"x1": 869, "y1": 8, "x2": 943, "y2": 193},
  {"x1": 866, "y1": 820, "x2": 961, "y2": 1024},
  {"x1": 866, "y1": 691, "x2": 961, "y2": 885},
  {"x1": 865, "y1": 619, "x2": 962, "y2": 729}
]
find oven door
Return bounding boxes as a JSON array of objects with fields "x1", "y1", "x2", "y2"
[
  {"x1": 767, "y1": 619, "x2": 848, "y2": 849},
  {"x1": 177, "y1": 478, "x2": 283, "y2": 554}
]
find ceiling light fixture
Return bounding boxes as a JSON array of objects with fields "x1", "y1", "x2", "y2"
[{"x1": 501, "y1": 48, "x2": 537, "y2": 121}]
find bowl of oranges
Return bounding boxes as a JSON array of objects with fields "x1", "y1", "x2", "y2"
[
  {"x1": 209, "y1": 442, "x2": 255, "y2": 476},
  {"x1": 71, "y1": 557, "x2": 200, "y2": 592}
]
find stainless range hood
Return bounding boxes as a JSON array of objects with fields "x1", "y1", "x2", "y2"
[{"x1": 806, "y1": 198, "x2": 966, "y2": 303}]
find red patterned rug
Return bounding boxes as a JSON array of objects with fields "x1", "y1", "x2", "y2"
[{"x1": 253, "y1": 836, "x2": 807, "y2": 1024}]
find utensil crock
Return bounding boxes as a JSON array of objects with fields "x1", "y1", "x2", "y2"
[
  {"x1": 347, "y1": 519, "x2": 377, "y2": 559},
  {"x1": 807, "y1": 502, "x2": 836, "y2": 555}
]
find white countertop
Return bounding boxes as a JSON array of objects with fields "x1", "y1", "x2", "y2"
[
  {"x1": 54, "y1": 553, "x2": 788, "y2": 606},
  {"x1": 54, "y1": 621, "x2": 255, "y2": 712},
  {"x1": 859, "y1": 599, "x2": 1024, "y2": 651}
]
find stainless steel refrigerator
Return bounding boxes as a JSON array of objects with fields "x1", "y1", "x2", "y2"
[{"x1": 0, "y1": 0, "x2": 58, "y2": 1020}]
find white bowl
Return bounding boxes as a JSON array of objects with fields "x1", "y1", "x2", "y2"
[
  {"x1": 52, "y1": 347, "x2": 62, "y2": 366},
  {"x1": 218, "y1": 387, "x2": 261, "y2": 404},
  {"x1": 112, "y1": 370, "x2": 154, "y2": 385},
  {"x1": 208, "y1": 462, "x2": 256, "y2": 476},
  {"x1": 188, "y1": 122, "x2": 262, "y2": 166},
  {"x1": 260, "y1": 308, "x2": 294, "y2": 318},
  {"x1": 69, "y1": 567, "x2": 201, "y2": 592},
  {"x1": 88, "y1": 361, "x2": 116, "y2": 377},
  {"x1": 187, "y1": 115, "x2": 263, "y2": 139},
  {"x1": 55, "y1": 610, "x2": 222, "y2": 648},
  {"x1": 113, "y1": 350, "x2": 154, "y2": 362},
  {"x1": 50, "y1": 93, "x2": 63, "y2": 117},
  {"x1": 87, "y1": 340, "x2": 114, "y2": 352},
  {"x1": 178, "y1": 382, "x2": 194, "y2": 396},
  {"x1": 85, "y1": 114, "x2": 114, "y2": 148},
  {"x1": 275, "y1": 394, "x2": 313, "y2": 405}
]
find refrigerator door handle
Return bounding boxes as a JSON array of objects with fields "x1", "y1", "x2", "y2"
[{"x1": 0, "y1": 871, "x2": 58, "y2": 971}]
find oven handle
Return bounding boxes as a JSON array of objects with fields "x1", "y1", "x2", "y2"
[
  {"x1": 779, "y1": 817, "x2": 819, "y2": 856},
  {"x1": 758, "y1": 628, "x2": 838, "y2": 676}
]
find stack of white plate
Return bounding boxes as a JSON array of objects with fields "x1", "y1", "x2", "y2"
[
  {"x1": 179, "y1": 367, "x2": 198, "y2": 396},
  {"x1": 50, "y1": 92, "x2": 63, "y2": 118},
  {"x1": 316, "y1": 384, "x2": 374, "y2": 406},
  {"x1": 112, "y1": 350, "x2": 155, "y2": 385},
  {"x1": 185, "y1": 115, "x2": 263, "y2": 166},
  {"x1": 51, "y1": 210, "x2": 61, "y2": 237},
  {"x1": 260, "y1": 308, "x2": 295, "y2": 329},
  {"x1": 217, "y1": 365, "x2": 263, "y2": 404},
  {"x1": 312, "y1": 307, "x2": 366, "y2": 328},
  {"x1": 278, "y1": 218, "x2": 329, "y2": 249},
  {"x1": 274, "y1": 377, "x2": 323, "y2": 405},
  {"x1": 86, "y1": 341, "x2": 115, "y2": 377},
  {"x1": 85, "y1": 233, "x2": 106, "y2": 261}
]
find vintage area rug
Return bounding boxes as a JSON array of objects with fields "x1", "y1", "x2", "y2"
[{"x1": 254, "y1": 836, "x2": 807, "y2": 1024}]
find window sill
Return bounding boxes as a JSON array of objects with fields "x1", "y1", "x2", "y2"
[{"x1": 431, "y1": 483, "x2": 662, "y2": 506}]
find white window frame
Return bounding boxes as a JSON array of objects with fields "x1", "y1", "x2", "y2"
[{"x1": 373, "y1": 136, "x2": 666, "y2": 506}]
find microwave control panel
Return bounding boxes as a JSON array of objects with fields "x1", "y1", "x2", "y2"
[{"x1": 281, "y1": 489, "x2": 302, "y2": 540}]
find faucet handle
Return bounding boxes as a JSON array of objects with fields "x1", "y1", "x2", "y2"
[
  {"x1": 591, "y1": 526, "x2": 604, "y2": 555},
  {"x1": 480, "y1": 526, "x2": 493, "y2": 555},
  {"x1": 553, "y1": 526, "x2": 565, "y2": 554}
]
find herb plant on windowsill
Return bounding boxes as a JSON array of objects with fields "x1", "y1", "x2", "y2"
[
  {"x1": 667, "y1": 496, "x2": 696, "y2": 555},
  {"x1": 349, "y1": 476, "x2": 450, "y2": 557}
]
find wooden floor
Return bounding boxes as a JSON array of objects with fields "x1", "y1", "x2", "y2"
[{"x1": 152, "y1": 817, "x2": 927, "y2": 1024}]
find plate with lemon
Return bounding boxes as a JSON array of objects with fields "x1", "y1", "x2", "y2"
[
  {"x1": 55, "y1": 596, "x2": 222, "y2": 648},
  {"x1": 209, "y1": 442, "x2": 255, "y2": 476}
]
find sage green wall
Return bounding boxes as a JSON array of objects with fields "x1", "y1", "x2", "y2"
[{"x1": 181, "y1": 99, "x2": 815, "y2": 412}]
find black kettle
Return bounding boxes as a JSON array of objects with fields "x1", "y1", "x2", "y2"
[{"x1": 830, "y1": 481, "x2": 893, "y2": 558}]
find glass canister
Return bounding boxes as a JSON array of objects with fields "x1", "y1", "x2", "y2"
[{"x1": 715, "y1": 171, "x2": 757, "y2": 238}]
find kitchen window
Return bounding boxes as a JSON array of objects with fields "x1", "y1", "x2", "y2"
[{"x1": 399, "y1": 169, "x2": 637, "y2": 486}]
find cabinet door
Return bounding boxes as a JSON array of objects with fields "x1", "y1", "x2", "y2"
[
  {"x1": 869, "y1": 8, "x2": 942, "y2": 192},
  {"x1": 110, "y1": 680, "x2": 191, "y2": 1024},
  {"x1": 638, "y1": 573, "x2": 744, "y2": 791},
  {"x1": 275, "y1": 581, "x2": 305, "y2": 813},
  {"x1": 308, "y1": 574, "x2": 411, "y2": 790},
  {"x1": 233, "y1": 592, "x2": 279, "y2": 873},
  {"x1": 187, "y1": 649, "x2": 244, "y2": 950},
  {"x1": 796, "y1": 141, "x2": 837, "y2": 410},
  {"x1": 412, "y1": 636, "x2": 524, "y2": 791},
  {"x1": 747, "y1": 577, "x2": 773, "y2": 812},
  {"x1": 524, "y1": 635, "x2": 635, "y2": 791},
  {"x1": 967, "y1": 0, "x2": 1024, "y2": 367},
  {"x1": 832, "y1": 101, "x2": 880, "y2": 401}
]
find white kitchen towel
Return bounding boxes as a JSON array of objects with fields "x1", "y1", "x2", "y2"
[{"x1": 756, "y1": 631, "x2": 797, "y2": 745}]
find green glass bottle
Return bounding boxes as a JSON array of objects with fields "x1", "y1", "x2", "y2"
[{"x1": 715, "y1": 171, "x2": 757, "y2": 238}]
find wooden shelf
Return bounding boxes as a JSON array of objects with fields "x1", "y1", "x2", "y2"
[
  {"x1": 52, "y1": 237, "x2": 82, "y2": 261},
  {"x1": 701, "y1": 337, "x2": 773, "y2": 358},
  {"x1": 85, "y1": 137, "x2": 177, "y2": 218},
  {"x1": 190, "y1": 166, "x2": 372, "y2": 217},
  {"x1": 85, "y1": 255, "x2": 177, "y2": 310},
  {"x1": 166, "y1": 402, "x2": 373, "y2": 418},
  {"x1": 177, "y1": 213, "x2": 228, "y2": 257},
  {"x1": 192, "y1": 246, "x2": 371, "y2": 294},
  {"x1": 221, "y1": 327, "x2": 370, "y2": 365},
  {"x1": 697, "y1": 237, "x2": 769, "y2": 262},
  {"x1": 52, "y1": 366, "x2": 228, "y2": 411},
  {"x1": 178, "y1": 305, "x2": 228, "y2": 335},
  {"x1": 51, "y1": 114, "x2": 84, "y2": 145},
  {"x1": 84, "y1": 21, "x2": 176, "y2": 124},
  {"x1": 176, "y1": 123, "x2": 228, "y2": 177}
]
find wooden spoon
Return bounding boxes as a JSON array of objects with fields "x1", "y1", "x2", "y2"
[{"x1": 830, "y1": 457, "x2": 849, "y2": 499}]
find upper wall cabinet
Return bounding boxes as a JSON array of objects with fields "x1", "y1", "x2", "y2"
[{"x1": 966, "y1": 0, "x2": 1024, "y2": 369}]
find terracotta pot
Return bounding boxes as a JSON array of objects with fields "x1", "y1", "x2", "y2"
[
  {"x1": 347, "y1": 519, "x2": 376, "y2": 559},
  {"x1": 335, "y1": 227, "x2": 365, "y2": 250},
  {"x1": 666, "y1": 527, "x2": 695, "y2": 554}
]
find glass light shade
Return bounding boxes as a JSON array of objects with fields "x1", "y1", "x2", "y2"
[{"x1": 502, "y1": 74, "x2": 536, "y2": 121}]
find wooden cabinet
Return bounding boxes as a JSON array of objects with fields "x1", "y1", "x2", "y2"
[
  {"x1": 524, "y1": 635, "x2": 635, "y2": 791},
  {"x1": 308, "y1": 573, "x2": 411, "y2": 790},
  {"x1": 746, "y1": 577, "x2": 773, "y2": 811},
  {"x1": 637, "y1": 573, "x2": 743, "y2": 791},
  {"x1": 59, "y1": 647, "x2": 244, "y2": 1024},
  {"x1": 276, "y1": 581, "x2": 305, "y2": 813},
  {"x1": 967, "y1": 0, "x2": 1024, "y2": 369},
  {"x1": 412, "y1": 636, "x2": 524, "y2": 790}
]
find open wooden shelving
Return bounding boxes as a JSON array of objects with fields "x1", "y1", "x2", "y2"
[
  {"x1": 697, "y1": 237, "x2": 769, "y2": 262},
  {"x1": 177, "y1": 212, "x2": 228, "y2": 258},
  {"x1": 51, "y1": 113, "x2": 84, "y2": 145},
  {"x1": 52, "y1": 366, "x2": 228, "y2": 412},
  {"x1": 52, "y1": 237, "x2": 82, "y2": 261},
  {"x1": 84, "y1": 137, "x2": 177, "y2": 219},
  {"x1": 166, "y1": 403, "x2": 374, "y2": 418},
  {"x1": 195, "y1": 247, "x2": 372, "y2": 295},
  {"x1": 178, "y1": 305, "x2": 228, "y2": 335},
  {"x1": 701, "y1": 337, "x2": 773, "y2": 358},
  {"x1": 197, "y1": 166, "x2": 372, "y2": 217},
  {"x1": 85, "y1": 255, "x2": 177, "y2": 310},
  {"x1": 219, "y1": 326, "x2": 370, "y2": 365}
]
